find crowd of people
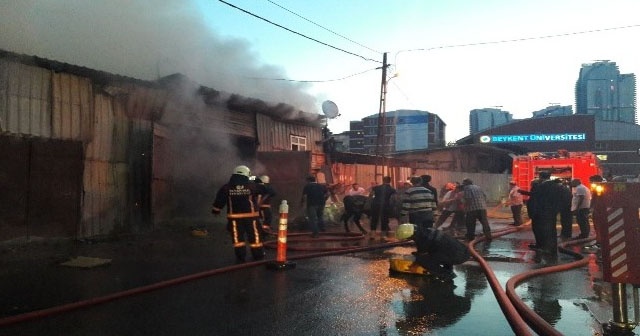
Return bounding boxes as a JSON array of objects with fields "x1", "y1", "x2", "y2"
[
  {"x1": 519, "y1": 173, "x2": 597, "y2": 263},
  {"x1": 209, "y1": 164, "x2": 600, "y2": 272}
]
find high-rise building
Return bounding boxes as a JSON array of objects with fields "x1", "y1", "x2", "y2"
[
  {"x1": 532, "y1": 105, "x2": 573, "y2": 118},
  {"x1": 351, "y1": 109, "x2": 445, "y2": 154},
  {"x1": 575, "y1": 61, "x2": 637, "y2": 123},
  {"x1": 347, "y1": 121, "x2": 364, "y2": 153},
  {"x1": 469, "y1": 108, "x2": 513, "y2": 134}
]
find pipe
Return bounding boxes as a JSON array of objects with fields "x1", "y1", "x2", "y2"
[
  {"x1": 0, "y1": 220, "x2": 588, "y2": 333},
  {"x1": 264, "y1": 231, "x2": 370, "y2": 252},
  {"x1": 505, "y1": 237, "x2": 591, "y2": 336},
  {"x1": 467, "y1": 228, "x2": 533, "y2": 336},
  {"x1": 611, "y1": 283, "x2": 629, "y2": 326},
  {"x1": 634, "y1": 285, "x2": 639, "y2": 326},
  {"x1": 0, "y1": 234, "x2": 410, "y2": 327}
]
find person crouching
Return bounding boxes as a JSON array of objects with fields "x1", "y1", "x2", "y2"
[{"x1": 396, "y1": 223, "x2": 470, "y2": 280}]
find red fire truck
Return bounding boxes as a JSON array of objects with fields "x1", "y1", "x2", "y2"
[{"x1": 511, "y1": 151, "x2": 602, "y2": 196}]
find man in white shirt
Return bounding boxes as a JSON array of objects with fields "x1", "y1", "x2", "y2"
[
  {"x1": 346, "y1": 182, "x2": 366, "y2": 196},
  {"x1": 570, "y1": 178, "x2": 592, "y2": 239},
  {"x1": 507, "y1": 181, "x2": 524, "y2": 226}
]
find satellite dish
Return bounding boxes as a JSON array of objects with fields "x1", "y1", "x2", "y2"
[{"x1": 321, "y1": 100, "x2": 340, "y2": 119}]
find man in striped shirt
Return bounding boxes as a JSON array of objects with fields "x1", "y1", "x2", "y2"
[{"x1": 400, "y1": 176, "x2": 437, "y2": 230}]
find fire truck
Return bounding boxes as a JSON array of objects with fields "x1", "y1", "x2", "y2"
[{"x1": 511, "y1": 151, "x2": 602, "y2": 195}]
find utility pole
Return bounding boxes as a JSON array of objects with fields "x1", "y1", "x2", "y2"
[{"x1": 375, "y1": 52, "x2": 389, "y2": 184}]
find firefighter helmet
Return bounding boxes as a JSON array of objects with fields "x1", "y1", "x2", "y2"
[
  {"x1": 396, "y1": 223, "x2": 415, "y2": 240},
  {"x1": 233, "y1": 165, "x2": 251, "y2": 177},
  {"x1": 259, "y1": 175, "x2": 270, "y2": 184}
]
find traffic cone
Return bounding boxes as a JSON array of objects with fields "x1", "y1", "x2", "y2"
[{"x1": 267, "y1": 200, "x2": 296, "y2": 270}]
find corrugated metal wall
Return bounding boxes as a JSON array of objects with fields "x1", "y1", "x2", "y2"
[
  {"x1": 51, "y1": 72, "x2": 93, "y2": 141},
  {"x1": 0, "y1": 60, "x2": 93, "y2": 140},
  {"x1": 81, "y1": 93, "x2": 131, "y2": 237},
  {"x1": 329, "y1": 163, "x2": 509, "y2": 203},
  {"x1": 415, "y1": 169, "x2": 510, "y2": 203},
  {"x1": 331, "y1": 163, "x2": 412, "y2": 194},
  {"x1": 0, "y1": 58, "x2": 150, "y2": 239},
  {"x1": 0, "y1": 60, "x2": 52, "y2": 136}
]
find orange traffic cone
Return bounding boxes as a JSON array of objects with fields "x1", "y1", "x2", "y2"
[{"x1": 267, "y1": 200, "x2": 296, "y2": 270}]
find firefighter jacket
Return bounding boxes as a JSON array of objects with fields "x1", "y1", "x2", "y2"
[{"x1": 212, "y1": 174, "x2": 266, "y2": 219}]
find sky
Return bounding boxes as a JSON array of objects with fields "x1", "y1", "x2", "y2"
[{"x1": 1, "y1": 0, "x2": 639, "y2": 143}]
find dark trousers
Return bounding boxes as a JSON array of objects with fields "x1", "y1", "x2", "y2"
[
  {"x1": 559, "y1": 207, "x2": 573, "y2": 238},
  {"x1": 536, "y1": 211, "x2": 558, "y2": 256},
  {"x1": 465, "y1": 209, "x2": 491, "y2": 240},
  {"x1": 229, "y1": 218, "x2": 264, "y2": 262},
  {"x1": 434, "y1": 210, "x2": 453, "y2": 228},
  {"x1": 510, "y1": 204, "x2": 523, "y2": 226},
  {"x1": 306, "y1": 205, "x2": 325, "y2": 235},
  {"x1": 451, "y1": 211, "x2": 466, "y2": 231},
  {"x1": 341, "y1": 211, "x2": 367, "y2": 233},
  {"x1": 370, "y1": 206, "x2": 391, "y2": 232},
  {"x1": 576, "y1": 208, "x2": 590, "y2": 238},
  {"x1": 260, "y1": 206, "x2": 273, "y2": 229},
  {"x1": 409, "y1": 211, "x2": 435, "y2": 230}
]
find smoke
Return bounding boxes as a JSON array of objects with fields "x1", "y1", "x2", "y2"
[
  {"x1": 0, "y1": 1, "x2": 321, "y2": 220},
  {"x1": 0, "y1": 0, "x2": 319, "y2": 113}
]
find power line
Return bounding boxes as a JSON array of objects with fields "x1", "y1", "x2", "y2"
[
  {"x1": 217, "y1": 0, "x2": 381, "y2": 63},
  {"x1": 389, "y1": 81, "x2": 415, "y2": 108},
  {"x1": 265, "y1": 0, "x2": 382, "y2": 55},
  {"x1": 395, "y1": 23, "x2": 640, "y2": 59},
  {"x1": 245, "y1": 67, "x2": 380, "y2": 83}
]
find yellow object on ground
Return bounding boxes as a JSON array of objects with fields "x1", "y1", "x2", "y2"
[
  {"x1": 389, "y1": 254, "x2": 429, "y2": 275},
  {"x1": 191, "y1": 229, "x2": 209, "y2": 238},
  {"x1": 60, "y1": 256, "x2": 112, "y2": 268}
]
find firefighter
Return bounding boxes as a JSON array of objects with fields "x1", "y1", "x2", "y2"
[
  {"x1": 212, "y1": 165, "x2": 267, "y2": 263},
  {"x1": 396, "y1": 223, "x2": 470, "y2": 280},
  {"x1": 256, "y1": 175, "x2": 276, "y2": 232}
]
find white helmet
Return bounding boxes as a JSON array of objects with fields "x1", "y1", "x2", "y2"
[
  {"x1": 233, "y1": 165, "x2": 251, "y2": 177},
  {"x1": 259, "y1": 175, "x2": 270, "y2": 184}
]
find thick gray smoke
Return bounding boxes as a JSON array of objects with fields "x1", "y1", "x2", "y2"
[
  {"x1": 0, "y1": 0, "x2": 318, "y2": 113},
  {"x1": 0, "y1": 1, "x2": 320, "y2": 221}
]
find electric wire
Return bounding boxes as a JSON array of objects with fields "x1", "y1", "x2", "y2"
[
  {"x1": 388, "y1": 81, "x2": 416, "y2": 108},
  {"x1": 395, "y1": 23, "x2": 640, "y2": 62},
  {"x1": 217, "y1": 0, "x2": 381, "y2": 63},
  {"x1": 265, "y1": 0, "x2": 382, "y2": 55},
  {"x1": 246, "y1": 66, "x2": 380, "y2": 83}
]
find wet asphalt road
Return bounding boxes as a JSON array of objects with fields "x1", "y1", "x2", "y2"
[{"x1": 0, "y1": 214, "x2": 638, "y2": 335}]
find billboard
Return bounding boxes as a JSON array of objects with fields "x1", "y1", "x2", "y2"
[
  {"x1": 479, "y1": 133, "x2": 586, "y2": 144},
  {"x1": 395, "y1": 115, "x2": 428, "y2": 151}
]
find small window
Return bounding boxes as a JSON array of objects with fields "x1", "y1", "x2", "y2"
[{"x1": 291, "y1": 135, "x2": 307, "y2": 151}]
